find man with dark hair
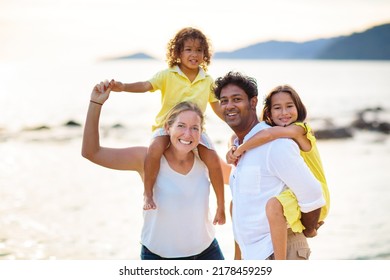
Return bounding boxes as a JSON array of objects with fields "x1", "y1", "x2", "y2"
[{"x1": 214, "y1": 71, "x2": 325, "y2": 260}]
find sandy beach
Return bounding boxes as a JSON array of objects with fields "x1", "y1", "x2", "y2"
[{"x1": 0, "y1": 125, "x2": 389, "y2": 260}]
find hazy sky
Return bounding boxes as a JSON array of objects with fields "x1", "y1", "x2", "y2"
[{"x1": 1, "y1": 0, "x2": 389, "y2": 62}]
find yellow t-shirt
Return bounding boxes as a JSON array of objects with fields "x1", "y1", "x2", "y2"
[{"x1": 148, "y1": 66, "x2": 217, "y2": 131}]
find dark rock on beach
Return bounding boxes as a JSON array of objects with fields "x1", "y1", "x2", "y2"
[
  {"x1": 312, "y1": 106, "x2": 389, "y2": 139},
  {"x1": 351, "y1": 107, "x2": 390, "y2": 134},
  {"x1": 314, "y1": 127, "x2": 353, "y2": 139},
  {"x1": 64, "y1": 120, "x2": 81, "y2": 127},
  {"x1": 23, "y1": 125, "x2": 51, "y2": 131},
  {"x1": 112, "y1": 123, "x2": 125, "y2": 129}
]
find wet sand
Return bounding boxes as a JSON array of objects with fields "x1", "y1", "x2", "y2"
[{"x1": 0, "y1": 129, "x2": 389, "y2": 260}]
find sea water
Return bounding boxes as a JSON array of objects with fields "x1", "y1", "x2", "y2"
[{"x1": 0, "y1": 59, "x2": 389, "y2": 260}]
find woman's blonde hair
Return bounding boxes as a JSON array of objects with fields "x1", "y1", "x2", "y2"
[{"x1": 164, "y1": 101, "x2": 204, "y2": 131}]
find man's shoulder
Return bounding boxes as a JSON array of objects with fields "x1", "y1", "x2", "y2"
[
  {"x1": 247, "y1": 122, "x2": 270, "y2": 136},
  {"x1": 271, "y1": 137, "x2": 297, "y2": 144},
  {"x1": 268, "y1": 137, "x2": 299, "y2": 151}
]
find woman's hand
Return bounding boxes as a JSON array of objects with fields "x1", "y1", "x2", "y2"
[{"x1": 90, "y1": 80, "x2": 113, "y2": 105}]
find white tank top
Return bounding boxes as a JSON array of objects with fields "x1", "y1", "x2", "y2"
[{"x1": 141, "y1": 154, "x2": 215, "y2": 258}]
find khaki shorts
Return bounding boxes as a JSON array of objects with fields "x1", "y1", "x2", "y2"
[{"x1": 266, "y1": 229, "x2": 311, "y2": 260}]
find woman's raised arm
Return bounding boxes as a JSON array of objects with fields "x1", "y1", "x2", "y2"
[{"x1": 81, "y1": 81, "x2": 146, "y2": 173}]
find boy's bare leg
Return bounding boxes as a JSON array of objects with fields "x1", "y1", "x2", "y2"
[
  {"x1": 198, "y1": 145, "x2": 225, "y2": 225},
  {"x1": 143, "y1": 135, "x2": 169, "y2": 210},
  {"x1": 266, "y1": 197, "x2": 287, "y2": 260},
  {"x1": 301, "y1": 208, "x2": 321, "y2": 237}
]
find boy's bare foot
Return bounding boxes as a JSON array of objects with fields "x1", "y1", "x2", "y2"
[{"x1": 143, "y1": 196, "x2": 156, "y2": 210}]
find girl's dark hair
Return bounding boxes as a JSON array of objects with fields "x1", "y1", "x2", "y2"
[
  {"x1": 166, "y1": 27, "x2": 212, "y2": 71},
  {"x1": 261, "y1": 85, "x2": 307, "y2": 125}
]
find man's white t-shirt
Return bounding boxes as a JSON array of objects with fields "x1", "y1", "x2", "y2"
[{"x1": 230, "y1": 122, "x2": 326, "y2": 260}]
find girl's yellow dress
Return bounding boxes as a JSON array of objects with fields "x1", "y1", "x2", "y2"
[{"x1": 277, "y1": 122, "x2": 330, "y2": 232}]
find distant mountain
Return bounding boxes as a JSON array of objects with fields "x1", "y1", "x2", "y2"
[
  {"x1": 111, "y1": 52, "x2": 156, "y2": 60},
  {"x1": 214, "y1": 23, "x2": 390, "y2": 60},
  {"x1": 214, "y1": 38, "x2": 338, "y2": 59},
  {"x1": 111, "y1": 23, "x2": 390, "y2": 61},
  {"x1": 317, "y1": 23, "x2": 390, "y2": 60}
]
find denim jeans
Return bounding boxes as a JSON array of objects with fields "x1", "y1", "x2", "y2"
[{"x1": 141, "y1": 238, "x2": 224, "y2": 260}]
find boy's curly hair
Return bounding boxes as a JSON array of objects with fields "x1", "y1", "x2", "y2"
[{"x1": 166, "y1": 27, "x2": 212, "y2": 71}]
